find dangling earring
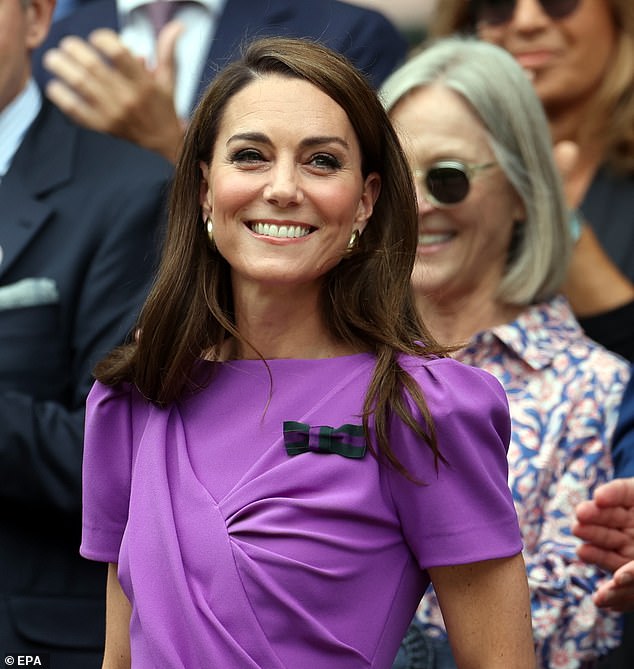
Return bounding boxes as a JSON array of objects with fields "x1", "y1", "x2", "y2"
[
  {"x1": 347, "y1": 229, "x2": 360, "y2": 251},
  {"x1": 205, "y1": 217, "x2": 214, "y2": 246}
]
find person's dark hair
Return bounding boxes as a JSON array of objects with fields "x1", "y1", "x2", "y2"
[{"x1": 95, "y1": 36, "x2": 449, "y2": 477}]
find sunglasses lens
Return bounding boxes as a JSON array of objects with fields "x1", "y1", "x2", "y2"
[
  {"x1": 473, "y1": 0, "x2": 515, "y2": 26},
  {"x1": 474, "y1": 0, "x2": 579, "y2": 24},
  {"x1": 426, "y1": 167, "x2": 470, "y2": 205},
  {"x1": 542, "y1": 0, "x2": 580, "y2": 19}
]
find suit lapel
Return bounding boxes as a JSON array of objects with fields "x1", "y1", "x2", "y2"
[{"x1": 0, "y1": 101, "x2": 76, "y2": 280}]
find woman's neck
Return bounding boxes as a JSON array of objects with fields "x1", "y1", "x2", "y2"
[
  {"x1": 415, "y1": 291, "x2": 523, "y2": 349},
  {"x1": 547, "y1": 102, "x2": 606, "y2": 207},
  {"x1": 227, "y1": 282, "x2": 356, "y2": 361}
]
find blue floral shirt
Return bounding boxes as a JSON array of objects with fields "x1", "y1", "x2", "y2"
[{"x1": 417, "y1": 295, "x2": 631, "y2": 668}]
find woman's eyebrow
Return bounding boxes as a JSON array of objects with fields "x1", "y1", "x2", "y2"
[
  {"x1": 227, "y1": 132, "x2": 350, "y2": 150},
  {"x1": 226, "y1": 132, "x2": 270, "y2": 146},
  {"x1": 300, "y1": 136, "x2": 350, "y2": 150}
]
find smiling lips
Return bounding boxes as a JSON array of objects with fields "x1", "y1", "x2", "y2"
[
  {"x1": 419, "y1": 231, "x2": 455, "y2": 247},
  {"x1": 514, "y1": 50, "x2": 555, "y2": 70},
  {"x1": 250, "y1": 222, "x2": 315, "y2": 239}
]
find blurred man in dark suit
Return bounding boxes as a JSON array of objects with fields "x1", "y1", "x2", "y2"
[
  {"x1": 33, "y1": 0, "x2": 408, "y2": 162},
  {"x1": 0, "y1": 0, "x2": 172, "y2": 663}
]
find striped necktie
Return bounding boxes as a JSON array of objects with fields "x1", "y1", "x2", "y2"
[{"x1": 144, "y1": 0, "x2": 180, "y2": 36}]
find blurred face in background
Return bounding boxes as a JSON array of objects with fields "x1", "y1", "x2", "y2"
[
  {"x1": 389, "y1": 84, "x2": 525, "y2": 308},
  {"x1": 0, "y1": 0, "x2": 52, "y2": 112},
  {"x1": 473, "y1": 0, "x2": 617, "y2": 114}
]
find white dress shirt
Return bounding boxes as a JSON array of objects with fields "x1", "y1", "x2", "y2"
[
  {"x1": 0, "y1": 79, "x2": 42, "y2": 182},
  {"x1": 117, "y1": 0, "x2": 227, "y2": 118}
]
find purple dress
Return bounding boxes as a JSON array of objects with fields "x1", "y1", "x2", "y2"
[{"x1": 81, "y1": 353, "x2": 522, "y2": 668}]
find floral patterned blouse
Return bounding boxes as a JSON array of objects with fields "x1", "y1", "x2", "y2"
[{"x1": 417, "y1": 295, "x2": 631, "y2": 669}]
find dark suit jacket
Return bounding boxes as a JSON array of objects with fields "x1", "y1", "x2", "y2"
[
  {"x1": 598, "y1": 370, "x2": 634, "y2": 669},
  {"x1": 33, "y1": 0, "x2": 408, "y2": 97},
  {"x1": 576, "y1": 167, "x2": 634, "y2": 363},
  {"x1": 0, "y1": 98, "x2": 172, "y2": 664},
  {"x1": 613, "y1": 370, "x2": 634, "y2": 478}
]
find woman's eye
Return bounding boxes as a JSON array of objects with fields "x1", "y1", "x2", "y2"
[
  {"x1": 309, "y1": 153, "x2": 341, "y2": 170},
  {"x1": 232, "y1": 149, "x2": 265, "y2": 164}
]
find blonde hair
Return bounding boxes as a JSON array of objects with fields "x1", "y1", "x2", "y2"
[{"x1": 430, "y1": 0, "x2": 634, "y2": 174}]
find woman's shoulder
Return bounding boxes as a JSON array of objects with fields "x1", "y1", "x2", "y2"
[
  {"x1": 88, "y1": 378, "x2": 133, "y2": 401},
  {"x1": 399, "y1": 354, "x2": 506, "y2": 399},
  {"x1": 84, "y1": 380, "x2": 154, "y2": 464},
  {"x1": 397, "y1": 354, "x2": 510, "y2": 428},
  {"x1": 389, "y1": 355, "x2": 513, "y2": 483},
  {"x1": 569, "y1": 337, "x2": 631, "y2": 401},
  {"x1": 86, "y1": 378, "x2": 150, "y2": 418}
]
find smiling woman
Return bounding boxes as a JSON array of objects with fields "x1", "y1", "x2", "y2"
[
  {"x1": 381, "y1": 35, "x2": 631, "y2": 669},
  {"x1": 429, "y1": 0, "x2": 634, "y2": 363},
  {"x1": 78, "y1": 36, "x2": 536, "y2": 669},
  {"x1": 197, "y1": 74, "x2": 380, "y2": 291}
]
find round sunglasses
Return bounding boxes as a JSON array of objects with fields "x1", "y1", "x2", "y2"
[
  {"x1": 412, "y1": 160, "x2": 496, "y2": 207},
  {"x1": 472, "y1": 0, "x2": 581, "y2": 26}
]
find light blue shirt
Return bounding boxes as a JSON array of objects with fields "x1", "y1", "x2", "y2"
[
  {"x1": 118, "y1": 0, "x2": 227, "y2": 118},
  {"x1": 0, "y1": 79, "x2": 42, "y2": 182},
  {"x1": 52, "y1": 0, "x2": 79, "y2": 22}
]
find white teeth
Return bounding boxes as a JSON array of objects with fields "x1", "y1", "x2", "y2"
[
  {"x1": 251, "y1": 223, "x2": 312, "y2": 238},
  {"x1": 419, "y1": 232, "x2": 454, "y2": 245}
]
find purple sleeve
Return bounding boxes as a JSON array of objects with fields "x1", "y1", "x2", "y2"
[
  {"x1": 388, "y1": 358, "x2": 523, "y2": 568},
  {"x1": 80, "y1": 381, "x2": 135, "y2": 563}
]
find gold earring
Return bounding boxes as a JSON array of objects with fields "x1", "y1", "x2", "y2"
[{"x1": 347, "y1": 229, "x2": 360, "y2": 250}]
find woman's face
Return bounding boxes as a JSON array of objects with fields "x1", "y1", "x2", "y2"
[
  {"x1": 199, "y1": 74, "x2": 380, "y2": 294},
  {"x1": 475, "y1": 0, "x2": 617, "y2": 113},
  {"x1": 389, "y1": 85, "x2": 524, "y2": 306}
]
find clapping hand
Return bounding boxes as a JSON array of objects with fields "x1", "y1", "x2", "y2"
[
  {"x1": 43, "y1": 23, "x2": 185, "y2": 163},
  {"x1": 574, "y1": 478, "x2": 634, "y2": 611}
]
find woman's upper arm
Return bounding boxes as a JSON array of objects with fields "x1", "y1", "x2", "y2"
[
  {"x1": 102, "y1": 563, "x2": 132, "y2": 669},
  {"x1": 428, "y1": 553, "x2": 536, "y2": 669}
]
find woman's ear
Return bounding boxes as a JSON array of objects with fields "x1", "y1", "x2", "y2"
[
  {"x1": 354, "y1": 172, "x2": 381, "y2": 234},
  {"x1": 199, "y1": 161, "x2": 212, "y2": 219}
]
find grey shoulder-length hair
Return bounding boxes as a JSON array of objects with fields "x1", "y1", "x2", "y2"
[{"x1": 380, "y1": 36, "x2": 572, "y2": 306}]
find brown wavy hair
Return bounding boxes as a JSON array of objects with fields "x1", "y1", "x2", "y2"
[
  {"x1": 430, "y1": 0, "x2": 634, "y2": 174},
  {"x1": 95, "y1": 36, "x2": 449, "y2": 477}
]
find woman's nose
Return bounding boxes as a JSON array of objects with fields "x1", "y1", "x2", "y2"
[
  {"x1": 415, "y1": 183, "x2": 435, "y2": 214},
  {"x1": 512, "y1": 0, "x2": 552, "y2": 30},
  {"x1": 263, "y1": 162, "x2": 303, "y2": 207}
]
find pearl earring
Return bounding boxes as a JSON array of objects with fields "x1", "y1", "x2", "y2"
[{"x1": 205, "y1": 217, "x2": 213, "y2": 244}]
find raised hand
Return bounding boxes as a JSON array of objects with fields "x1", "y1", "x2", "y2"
[
  {"x1": 574, "y1": 478, "x2": 634, "y2": 611},
  {"x1": 552, "y1": 141, "x2": 634, "y2": 318},
  {"x1": 43, "y1": 23, "x2": 185, "y2": 162}
]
